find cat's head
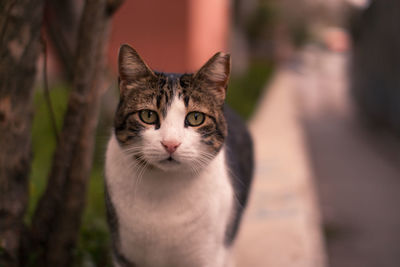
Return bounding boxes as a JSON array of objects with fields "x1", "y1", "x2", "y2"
[{"x1": 114, "y1": 44, "x2": 230, "y2": 172}]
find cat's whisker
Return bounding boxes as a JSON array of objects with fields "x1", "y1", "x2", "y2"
[
  {"x1": 190, "y1": 158, "x2": 208, "y2": 175},
  {"x1": 133, "y1": 160, "x2": 148, "y2": 199},
  {"x1": 123, "y1": 149, "x2": 143, "y2": 157},
  {"x1": 195, "y1": 158, "x2": 211, "y2": 167},
  {"x1": 191, "y1": 160, "x2": 202, "y2": 175},
  {"x1": 124, "y1": 146, "x2": 145, "y2": 152},
  {"x1": 189, "y1": 165, "x2": 195, "y2": 175},
  {"x1": 124, "y1": 146, "x2": 143, "y2": 151},
  {"x1": 190, "y1": 165, "x2": 199, "y2": 176},
  {"x1": 131, "y1": 155, "x2": 150, "y2": 199},
  {"x1": 198, "y1": 152, "x2": 215, "y2": 160}
]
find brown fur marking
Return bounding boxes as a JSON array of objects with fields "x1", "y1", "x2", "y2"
[{"x1": 115, "y1": 45, "x2": 230, "y2": 154}]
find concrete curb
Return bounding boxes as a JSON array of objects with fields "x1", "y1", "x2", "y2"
[{"x1": 233, "y1": 68, "x2": 327, "y2": 267}]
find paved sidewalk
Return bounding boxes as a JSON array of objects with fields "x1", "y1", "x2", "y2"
[
  {"x1": 298, "y1": 46, "x2": 400, "y2": 267},
  {"x1": 234, "y1": 66, "x2": 327, "y2": 267},
  {"x1": 237, "y1": 43, "x2": 400, "y2": 267}
]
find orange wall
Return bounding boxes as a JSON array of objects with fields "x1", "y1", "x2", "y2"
[
  {"x1": 188, "y1": 0, "x2": 229, "y2": 71},
  {"x1": 108, "y1": 0, "x2": 229, "y2": 74}
]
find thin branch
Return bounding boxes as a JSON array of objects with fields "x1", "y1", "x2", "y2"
[
  {"x1": 40, "y1": 32, "x2": 60, "y2": 143},
  {"x1": 43, "y1": 0, "x2": 76, "y2": 81}
]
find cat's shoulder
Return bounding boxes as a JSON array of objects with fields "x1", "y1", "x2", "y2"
[{"x1": 223, "y1": 105, "x2": 254, "y2": 245}]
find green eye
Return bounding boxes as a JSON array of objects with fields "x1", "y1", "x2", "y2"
[
  {"x1": 186, "y1": 112, "x2": 205, "y2": 127},
  {"x1": 139, "y1": 110, "x2": 158, "y2": 124}
]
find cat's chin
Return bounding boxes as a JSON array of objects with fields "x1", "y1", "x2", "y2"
[
  {"x1": 149, "y1": 157, "x2": 184, "y2": 172},
  {"x1": 148, "y1": 157, "x2": 201, "y2": 174}
]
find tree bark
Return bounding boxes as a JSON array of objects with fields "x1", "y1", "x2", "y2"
[
  {"x1": 30, "y1": 0, "x2": 123, "y2": 266},
  {"x1": 0, "y1": 0, "x2": 44, "y2": 266}
]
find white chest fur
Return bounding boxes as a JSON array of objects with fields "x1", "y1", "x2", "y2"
[{"x1": 105, "y1": 135, "x2": 234, "y2": 267}]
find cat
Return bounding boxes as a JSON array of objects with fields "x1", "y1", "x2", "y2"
[{"x1": 105, "y1": 44, "x2": 253, "y2": 267}]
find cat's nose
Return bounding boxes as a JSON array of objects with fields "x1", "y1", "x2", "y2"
[{"x1": 161, "y1": 140, "x2": 181, "y2": 154}]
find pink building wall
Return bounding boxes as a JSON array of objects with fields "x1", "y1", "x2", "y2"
[{"x1": 108, "y1": 0, "x2": 229, "y2": 74}]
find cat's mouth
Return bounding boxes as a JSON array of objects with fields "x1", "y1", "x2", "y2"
[{"x1": 160, "y1": 156, "x2": 180, "y2": 164}]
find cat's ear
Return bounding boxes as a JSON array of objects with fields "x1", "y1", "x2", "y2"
[
  {"x1": 194, "y1": 52, "x2": 231, "y2": 100},
  {"x1": 118, "y1": 44, "x2": 155, "y2": 83}
]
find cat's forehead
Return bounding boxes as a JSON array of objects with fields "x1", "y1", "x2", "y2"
[
  {"x1": 154, "y1": 72, "x2": 191, "y2": 91},
  {"x1": 151, "y1": 72, "x2": 186, "y2": 115},
  {"x1": 157, "y1": 72, "x2": 182, "y2": 80},
  {"x1": 120, "y1": 71, "x2": 221, "y2": 119},
  {"x1": 153, "y1": 72, "x2": 219, "y2": 111}
]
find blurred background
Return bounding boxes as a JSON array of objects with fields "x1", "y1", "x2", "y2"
[{"x1": 27, "y1": 0, "x2": 400, "y2": 266}]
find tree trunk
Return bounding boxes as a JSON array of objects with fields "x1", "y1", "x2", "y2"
[
  {"x1": 0, "y1": 0, "x2": 44, "y2": 266},
  {"x1": 30, "y1": 0, "x2": 123, "y2": 265}
]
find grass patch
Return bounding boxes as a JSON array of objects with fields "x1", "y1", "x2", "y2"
[
  {"x1": 227, "y1": 60, "x2": 274, "y2": 119},
  {"x1": 28, "y1": 85, "x2": 69, "y2": 220}
]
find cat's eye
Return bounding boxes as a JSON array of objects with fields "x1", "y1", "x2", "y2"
[
  {"x1": 139, "y1": 110, "x2": 159, "y2": 125},
  {"x1": 186, "y1": 112, "x2": 205, "y2": 127}
]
